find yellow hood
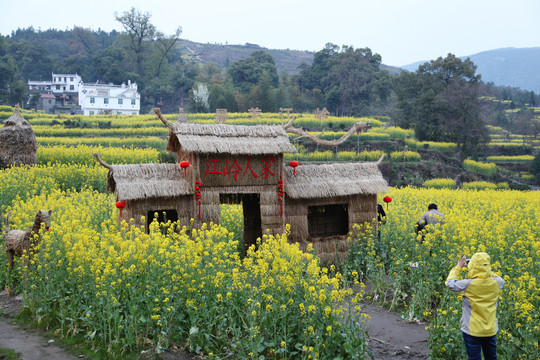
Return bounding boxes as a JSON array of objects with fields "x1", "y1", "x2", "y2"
[{"x1": 467, "y1": 252, "x2": 492, "y2": 279}]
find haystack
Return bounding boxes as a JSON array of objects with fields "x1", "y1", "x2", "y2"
[{"x1": 0, "y1": 106, "x2": 37, "y2": 168}]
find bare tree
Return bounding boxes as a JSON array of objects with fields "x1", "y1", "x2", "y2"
[
  {"x1": 73, "y1": 26, "x2": 98, "y2": 56},
  {"x1": 115, "y1": 7, "x2": 156, "y2": 74},
  {"x1": 155, "y1": 26, "x2": 182, "y2": 77}
]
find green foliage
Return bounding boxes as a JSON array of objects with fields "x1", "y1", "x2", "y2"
[
  {"x1": 395, "y1": 54, "x2": 489, "y2": 156},
  {"x1": 158, "y1": 151, "x2": 177, "y2": 164},
  {"x1": 228, "y1": 50, "x2": 279, "y2": 94},
  {"x1": 0, "y1": 347, "x2": 19, "y2": 360},
  {"x1": 530, "y1": 152, "x2": 540, "y2": 183},
  {"x1": 296, "y1": 43, "x2": 393, "y2": 116}
]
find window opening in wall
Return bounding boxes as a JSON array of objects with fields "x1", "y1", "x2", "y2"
[
  {"x1": 308, "y1": 204, "x2": 348, "y2": 237},
  {"x1": 147, "y1": 209, "x2": 179, "y2": 234}
]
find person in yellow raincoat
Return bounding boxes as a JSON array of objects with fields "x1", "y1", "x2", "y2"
[{"x1": 446, "y1": 252, "x2": 505, "y2": 360}]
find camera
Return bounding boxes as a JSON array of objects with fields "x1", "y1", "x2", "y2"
[{"x1": 466, "y1": 258, "x2": 470, "y2": 265}]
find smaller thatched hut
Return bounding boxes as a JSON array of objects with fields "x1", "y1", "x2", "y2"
[
  {"x1": 284, "y1": 162, "x2": 388, "y2": 263},
  {"x1": 0, "y1": 106, "x2": 37, "y2": 168},
  {"x1": 93, "y1": 154, "x2": 192, "y2": 229}
]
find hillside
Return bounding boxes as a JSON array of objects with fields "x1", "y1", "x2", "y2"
[
  {"x1": 179, "y1": 40, "x2": 315, "y2": 75},
  {"x1": 179, "y1": 40, "x2": 406, "y2": 77},
  {"x1": 181, "y1": 42, "x2": 539, "y2": 93},
  {"x1": 402, "y1": 47, "x2": 540, "y2": 93}
]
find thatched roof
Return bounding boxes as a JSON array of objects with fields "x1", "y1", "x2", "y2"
[
  {"x1": 0, "y1": 107, "x2": 37, "y2": 168},
  {"x1": 106, "y1": 163, "x2": 192, "y2": 201},
  {"x1": 166, "y1": 123, "x2": 297, "y2": 155},
  {"x1": 284, "y1": 162, "x2": 388, "y2": 199}
]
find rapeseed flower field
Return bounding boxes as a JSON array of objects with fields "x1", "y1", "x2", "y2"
[
  {"x1": 1, "y1": 185, "x2": 367, "y2": 359},
  {"x1": 0, "y1": 107, "x2": 537, "y2": 358},
  {"x1": 1, "y1": 163, "x2": 538, "y2": 359},
  {"x1": 368, "y1": 187, "x2": 539, "y2": 359}
]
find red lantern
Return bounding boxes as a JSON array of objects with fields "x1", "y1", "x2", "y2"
[
  {"x1": 289, "y1": 160, "x2": 299, "y2": 176},
  {"x1": 116, "y1": 201, "x2": 126, "y2": 216},
  {"x1": 179, "y1": 161, "x2": 190, "y2": 177},
  {"x1": 383, "y1": 196, "x2": 392, "y2": 210}
]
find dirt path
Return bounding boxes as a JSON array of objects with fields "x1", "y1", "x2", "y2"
[
  {"x1": 0, "y1": 291, "x2": 81, "y2": 360},
  {"x1": 361, "y1": 302, "x2": 429, "y2": 359},
  {"x1": 1, "y1": 291, "x2": 429, "y2": 359}
]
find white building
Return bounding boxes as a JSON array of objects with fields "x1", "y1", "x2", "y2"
[
  {"x1": 28, "y1": 73, "x2": 82, "y2": 94},
  {"x1": 78, "y1": 80, "x2": 140, "y2": 116}
]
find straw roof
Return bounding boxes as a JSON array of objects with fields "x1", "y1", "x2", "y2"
[
  {"x1": 0, "y1": 107, "x2": 37, "y2": 168},
  {"x1": 284, "y1": 162, "x2": 388, "y2": 199},
  {"x1": 166, "y1": 123, "x2": 297, "y2": 155},
  {"x1": 106, "y1": 163, "x2": 192, "y2": 201}
]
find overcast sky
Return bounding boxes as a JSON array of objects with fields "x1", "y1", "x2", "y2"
[{"x1": 1, "y1": 0, "x2": 539, "y2": 67}]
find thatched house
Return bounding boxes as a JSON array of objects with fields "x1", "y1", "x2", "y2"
[
  {"x1": 284, "y1": 162, "x2": 388, "y2": 262},
  {"x1": 0, "y1": 106, "x2": 37, "y2": 168},
  {"x1": 95, "y1": 109, "x2": 389, "y2": 260}
]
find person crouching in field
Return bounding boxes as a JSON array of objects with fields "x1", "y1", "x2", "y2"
[
  {"x1": 446, "y1": 253, "x2": 505, "y2": 360},
  {"x1": 415, "y1": 203, "x2": 444, "y2": 242}
]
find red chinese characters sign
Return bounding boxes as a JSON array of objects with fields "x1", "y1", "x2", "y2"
[
  {"x1": 277, "y1": 175, "x2": 284, "y2": 217},
  {"x1": 199, "y1": 155, "x2": 279, "y2": 186}
]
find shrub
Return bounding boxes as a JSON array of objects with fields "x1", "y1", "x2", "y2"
[
  {"x1": 423, "y1": 178, "x2": 456, "y2": 189},
  {"x1": 389, "y1": 151, "x2": 421, "y2": 162},
  {"x1": 463, "y1": 159, "x2": 498, "y2": 177}
]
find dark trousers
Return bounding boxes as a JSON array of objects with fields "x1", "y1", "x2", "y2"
[{"x1": 462, "y1": 332, "x2": 497, "y2": 360}]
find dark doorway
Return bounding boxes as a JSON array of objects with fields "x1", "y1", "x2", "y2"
[
  {"x1": 220, "y1": 193, "x2": 262, "y2": 254},
  {"x1": 308, "y1": 204, "x2": 348, "y2": 237},
  {"x1": 147, "y1": 209, "x2": 179, "y2": 233}
]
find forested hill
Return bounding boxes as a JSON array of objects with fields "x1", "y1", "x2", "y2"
[
  {"x1": 402, "y1": 47, "x2": 540, "y2": 93},
  {"x1": 179, "y1": 40, "x2": 314, "y2": 75},
  {"x1": 179, "y1": 40, "x2": 405, "y2": 76}
]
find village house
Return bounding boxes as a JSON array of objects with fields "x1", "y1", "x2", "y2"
[
  {"x1": 78, "y1": 80, "x2": 140, "y2": 116},
  {"x1": 27, "y1": 74, "x2": 140, "y2": 115},
  {"x1": 28, "y1": 73, "x2": 83, "y2": 114}
]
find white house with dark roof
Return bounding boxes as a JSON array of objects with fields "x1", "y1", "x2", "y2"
[{"x1": 78, "y1": 80, "x2": 140, "y2": 116}]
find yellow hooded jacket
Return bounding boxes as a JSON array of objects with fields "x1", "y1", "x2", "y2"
[{"x1": 446, "y1": 252, "x2": 505, "y2": 337}]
